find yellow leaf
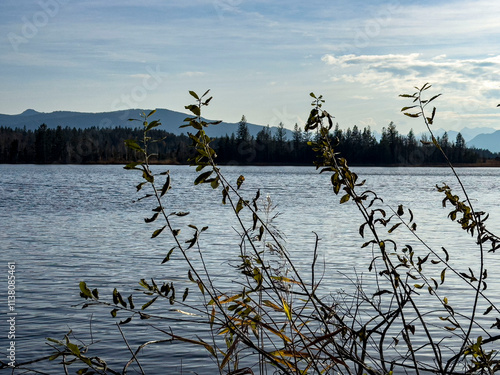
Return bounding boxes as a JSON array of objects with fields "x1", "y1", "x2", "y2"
[{"x1": 282, "y1": 298, "x2": 292, "y2": 321}]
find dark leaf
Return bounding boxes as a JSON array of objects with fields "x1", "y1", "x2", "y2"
[
  {"x1": 145, "y1": 212, "x2": 160, "y2": 223},
  {"x1": 119, "y1": 317, "x2": 132, "y2": 325},
  {"x1": 189, "y1": 91, "x2": 199, "y2": 100},
  {"x1": 145, "y1": 120, "x2": 161, "y2": 132},
  {"x1": 162, "y1": 248, "x2": 175, "y2": 264},
  {"x1": 373, "y1": 289, "x2": 392, "y2": 297},
  {"x1": 185, "y1": 104, "x2": 201, "y2": 117},
  {"x1": 483, "y1": 305, "x2": 493, "y2": 315},
  {"x1": 142, "y1": 296, "x2": 159, "y2": 310},
  {"x1": 237, "y1": 175, "x2": 245, "y2": 189},
  {"x1": 160, "y1": 174, "x2": 171, "y2": 197},
  {"x1": 194, "y1": 171, "x2": 212, "y2": 185},
  {"x1": 124, "y1": 162, "x2": 142, "y2": 170},
  {"x1": 152, "y1": 226, "x2": 167, "y2": 238},
  {"x1": 124, "y1": 139, "x2": 144, "y2": 152},
  {"x1": 388, "y1": 222, "x2": 402, "y2": 233}
]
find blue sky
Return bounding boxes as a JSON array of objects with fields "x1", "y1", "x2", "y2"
[{"x1": 2, "y1": 0, "x2": 500, "y2": 134}]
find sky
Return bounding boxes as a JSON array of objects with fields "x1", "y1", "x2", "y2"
[{"x1": 2, "y1": 0, "x2": 500, "y2": 135}]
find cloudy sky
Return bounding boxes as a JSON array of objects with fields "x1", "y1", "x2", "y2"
[{"x1": 2, "y1": 0, "x2": 500, "y2": 134}]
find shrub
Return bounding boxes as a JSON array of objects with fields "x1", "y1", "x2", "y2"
[{"x1": 5, "y1": 85, "x2": 500, "y2": 374}]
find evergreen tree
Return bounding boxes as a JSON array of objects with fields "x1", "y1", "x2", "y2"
[{"x1": 236, "y1": 115, "x2": 250, "y2": 143}]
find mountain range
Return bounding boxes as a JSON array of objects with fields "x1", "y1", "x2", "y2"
[
  {"x1": 0, "y1": 108, "x2": 289, "y2": 138},
  {"x1": 428, "y1": 128, "x2": 500, "y2": 153},
  {"x1": 1, "y1": 109, "x2": 499, "y2": 152}
]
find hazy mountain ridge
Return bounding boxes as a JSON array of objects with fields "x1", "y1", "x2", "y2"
[
  {"x1": 0, "y1": 108, "x2": 290, "y2": 138},
  {"x1": 427, "y1": 128, "x2": 500, "y2": 152},
  {"x1": 466, "y1": 130, "x2": 500, "y2": 153}
]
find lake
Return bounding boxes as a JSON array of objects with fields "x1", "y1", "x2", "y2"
[{"x1": 1, "y1": 164, "x2": 499, "y2": 374}]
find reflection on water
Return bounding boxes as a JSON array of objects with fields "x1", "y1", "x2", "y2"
[{"x1": 0, "y1": 165, "x2": 499, "y2": 373}]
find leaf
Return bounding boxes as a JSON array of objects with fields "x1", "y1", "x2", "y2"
[
  {"x1": 340, "y1": 194, "x2": 350, "y2": 204},
  {"x1": 119, "y1": 317, "x2": 132, "y2": 325},
  {"x1": 282, "y1": 298, "x2": 292, "y2": 321},
  {"x1": 373, "y1": 289, "x2": 392, "y2": 297},
  {"x1": 145, "y1": 120, "x2": 161, "y2": 132},
  {"x1": 236, "y1": 198, "x2": 245, "y2": 214},
  {"x1": 124, "y1": 139, "x2": 144, "y2": 152},
  {"x1": 161, "y1": 248, "x2": 175, "y2": 264},
  {"x1": 182, "y1": 288, "x2": 189, "y2": 302},
  {"x1": 142, "y1": 168, "x2": 154, "y2": 183},
  {"x1": 160, "y1": 175, "x2": 171, "y2": 197},
  {"x1": 197, "y1": 280, "x2": 205, "y2": 294},
  {"x1": 152, "y1": 226, "x2": 167, "y2": 238},
  {"x1": 237, "y1": 175, "x2": 245, "y2": 189},
  {"x1": 185, "y1": 104, "x2": 201, "y2": 117},
  {"x1": 194, "y1": 171, "x2": 212, "y2": 185},
  {"x1": 483, "y1": 305, "x2": 493, "y2": 315},
  {"x1": 442, "y1": 247, "x2": 450, "y2": 262},
  {"x1": 79, "y1": 282, "x2": 92, "y2": 299},
  {"x1": 222, "y1": 187, "x2": 229, "y2": 205},
  {"x1": 66, "y1": 342, "x2": 81, "y2": 356},
  {"x1": 271, "y1": 276, "x2": 300, "y2": 284},
  {"x1": 142, "y1": 296, "x2": 159, "y2": 310},
  {"x1": 361, "y1": 240, "x2": 376, "y2": 248},
  {"x1": 427, "y1": 94, "x2": 442, "y2": 104},
  {"x1": 145, "y1": 212, "x2": 160, "y2": 223},
  {"x1": 139, "y1": 278, "x2": 152, "y2": 290},
  {"x1": 189, "y1": 91, "x2": 199, "y2": 100},
  {"x1": 440, "y1": 268, "x2": 446, "y2": 284},
  {"x1": 359, "y1": 222, "x2": 367, "y2": 238},
  {"x1": 134, "y1": 182, "x2": 147, "y2": 193},
  {"x1": 124, "y1": 162, "x2": 142, "y2": 170},
  {"x1": 113, "y1": 288, "x2": 127, "y2": 307},
  {"x1": 388, "y1": 222, "x2": 402, "y2": 233}
]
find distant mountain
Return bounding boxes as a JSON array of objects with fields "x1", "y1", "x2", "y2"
[
  {"x1": 0, "y1": 108, "x2": 291, "y2": 138},
  {"x1": 424, "y1": 127, "x2": 498, "y2": 143},
  {"x1": 467, "y1": 130, "x2": 500, "y2": 153}
]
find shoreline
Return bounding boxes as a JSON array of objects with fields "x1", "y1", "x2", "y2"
[{"x1": 2, "y1": 160, "x2": 500, "y2": 167}]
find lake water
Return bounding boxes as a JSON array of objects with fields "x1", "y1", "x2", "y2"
[{"x1": 1, "y1": 164, "x2": 499, "y2": 374}]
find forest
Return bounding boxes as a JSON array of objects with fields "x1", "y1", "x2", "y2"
[{"x1": 0, "y1": 117, "x2": 494, "y2": 165}]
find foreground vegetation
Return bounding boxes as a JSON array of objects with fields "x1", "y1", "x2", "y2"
[{"x1": 2, "y1": 85, "x2": 500, "y2": 374}]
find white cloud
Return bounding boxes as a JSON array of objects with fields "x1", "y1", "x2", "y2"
[{"x1": 322, "y1": 53, "x2": 500, "y2": 104}]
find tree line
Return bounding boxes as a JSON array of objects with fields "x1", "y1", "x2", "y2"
[{"x1": 0, "y1": 118, "x2": 492, "y2": 165}]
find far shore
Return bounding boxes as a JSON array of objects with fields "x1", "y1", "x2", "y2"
[{"x1": 2, "y1": 159, "x2": 500, "y2": 167}]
